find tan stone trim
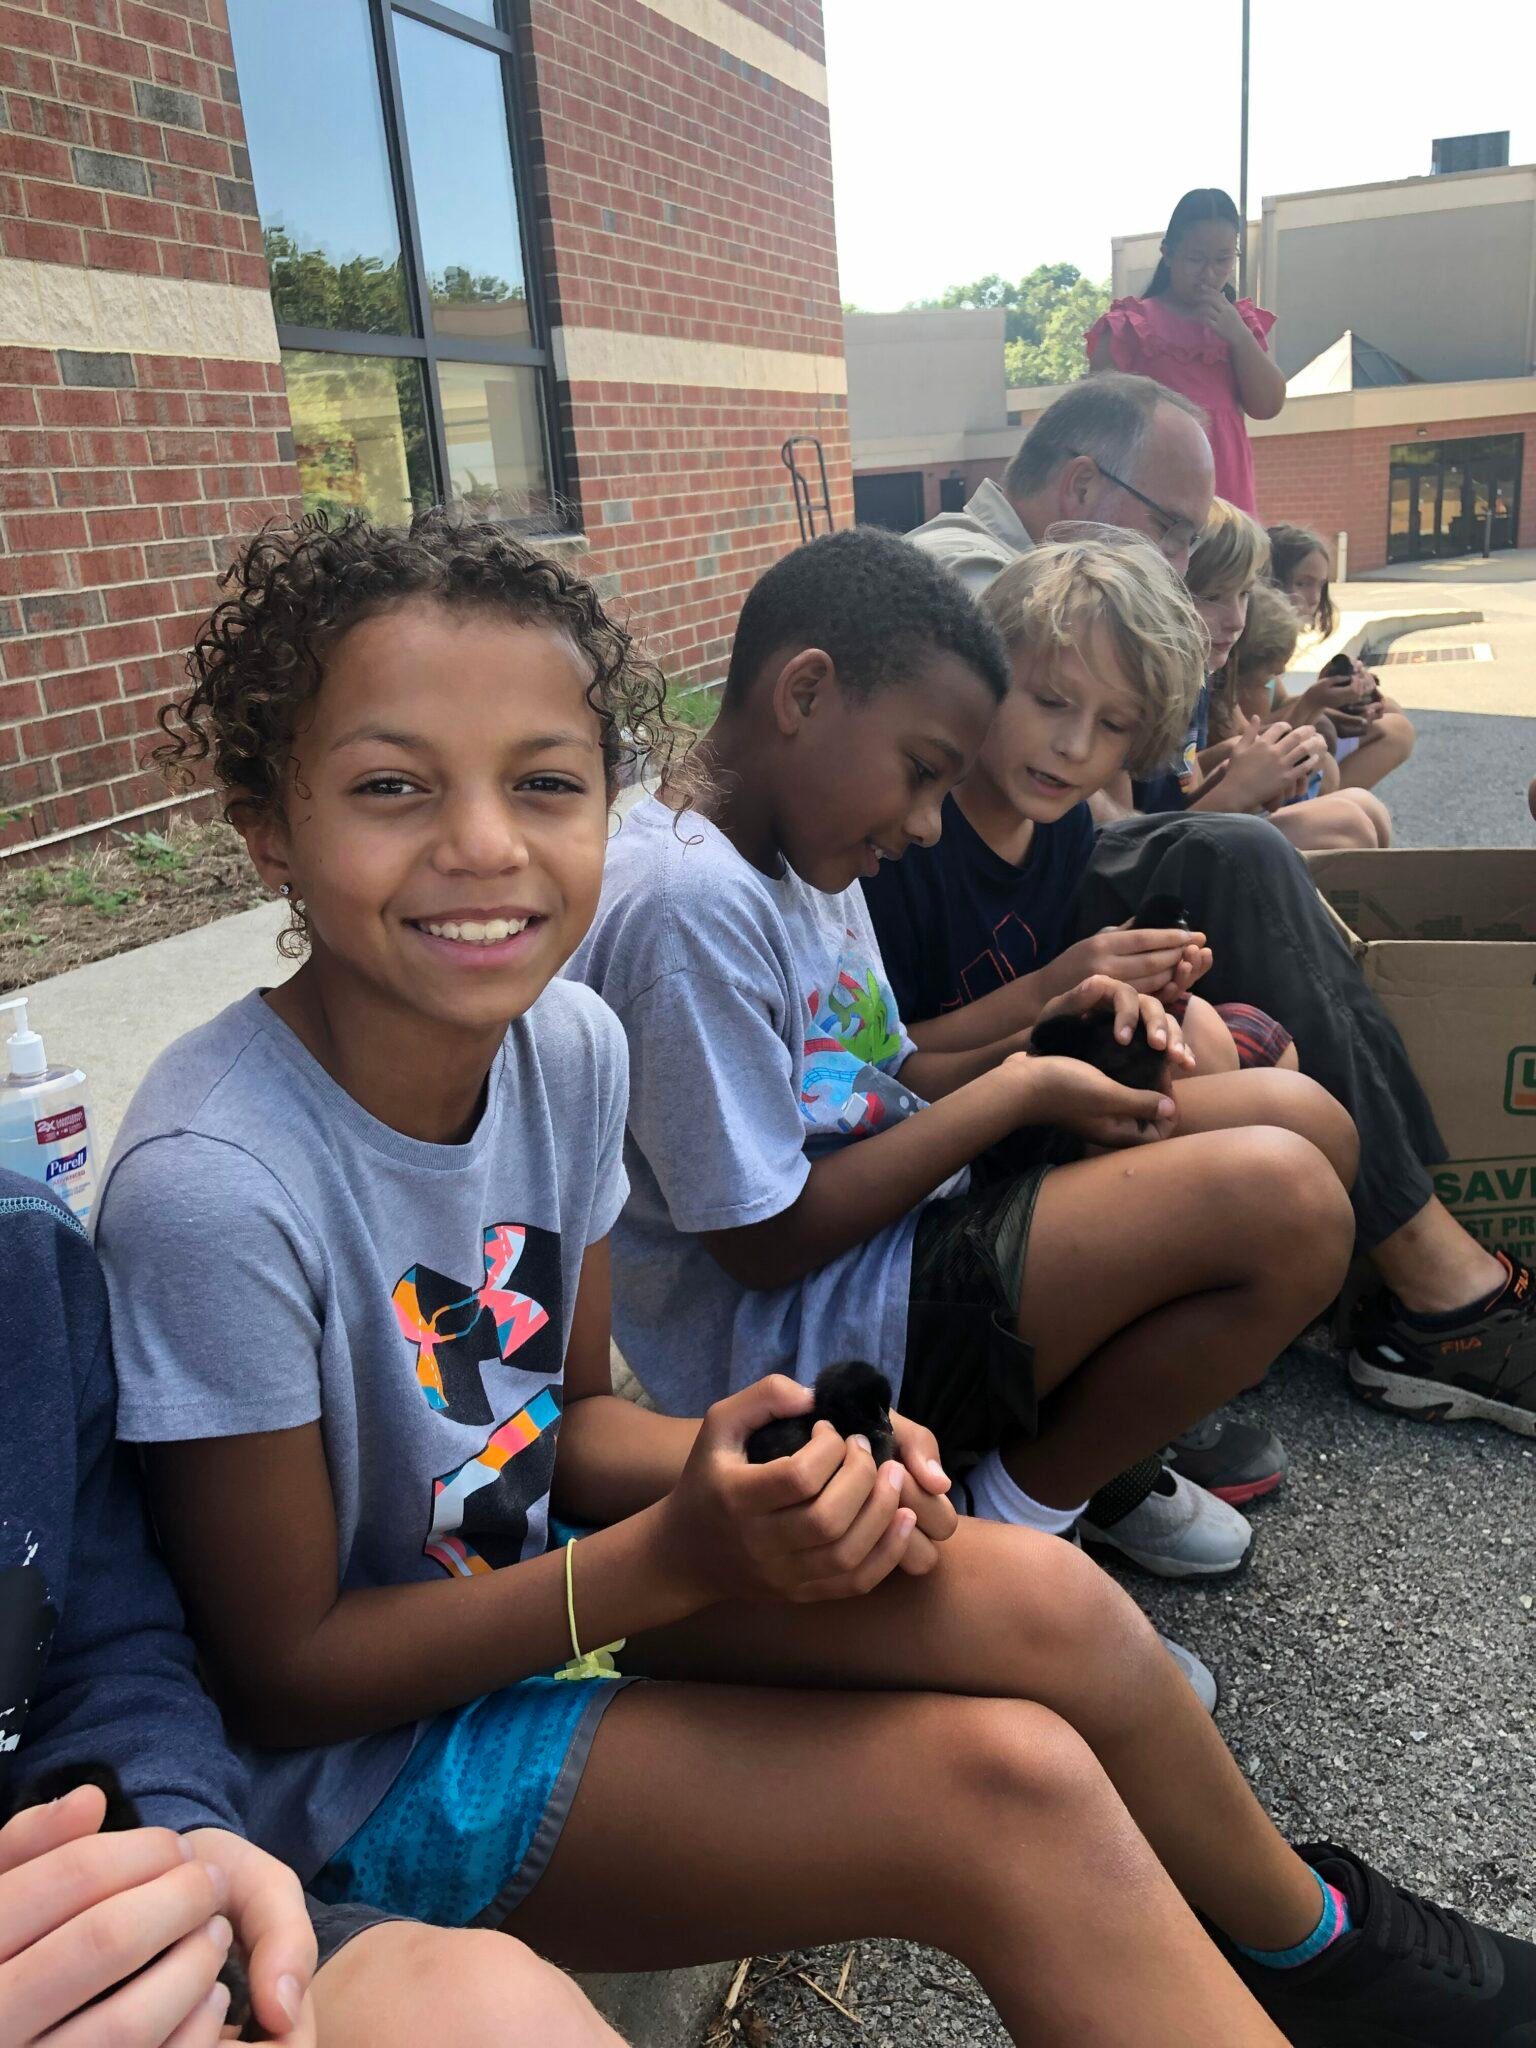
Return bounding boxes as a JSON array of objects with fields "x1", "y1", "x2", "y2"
[
  {"x1": 553, "y1": 324, "x2": 846, "y2": 394},
  {"x1": 0, "y1": 258, "x2": 280, "y2": 362},
  {"x1": 1264, "y1": 163, "x2": 1536, "y2": 232},
  {"x1": 639, "y1": 0, "x2": 827, "y2": 102},
  {"x1": 1248, "y1": 374, "x2": 1536, "y2": 440}
]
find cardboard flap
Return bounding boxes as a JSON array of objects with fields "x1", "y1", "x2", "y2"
[{"x1": 1307, "y1": 849, "x2": 1536, "y2": 944}]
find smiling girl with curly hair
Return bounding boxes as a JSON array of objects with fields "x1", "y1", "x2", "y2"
[{"x1": 83, "y1": 509, "x2": 1533, "y2": 2048}]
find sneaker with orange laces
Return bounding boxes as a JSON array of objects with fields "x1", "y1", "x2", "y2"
[{"x1": 1349, "y1": 1252, "x2": 1536, "y2": 1437}]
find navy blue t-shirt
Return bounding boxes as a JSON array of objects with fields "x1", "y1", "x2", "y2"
[{"x1": 862, "y1": 795, "x2": 1095, "y2": 1025}]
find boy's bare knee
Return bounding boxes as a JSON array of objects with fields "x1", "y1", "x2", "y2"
[
  {"x1": 1243, "y1": 1127, "x2": 1355, "y2": 1288},
  {"x1": 942, "y1": 1695, "x2": 1114, "y2": 1835},
  {"x1": 1238, "y1": 1068, "x2": 1358, "y2": 1187},
  {"x1": 315, "y1": 1924, "x2": 623, "y2": 2048}
]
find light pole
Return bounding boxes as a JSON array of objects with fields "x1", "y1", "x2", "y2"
[{"x1": 1238, "y1": 0, "x2": 1251, "y2": 295}]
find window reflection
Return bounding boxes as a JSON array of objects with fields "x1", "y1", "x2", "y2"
[
  {"x1": 439, "y1": 360, "x2": 549, "y2": 517},
  {"x1": 229, "y1": 0, "x2": 411, "y2": 335},
  {"x1": 396, "y1": 16, "x2": 531, "y2": 344},
  {"x1": 282, "y1": 351, "x2": 434, "y2": 525}
]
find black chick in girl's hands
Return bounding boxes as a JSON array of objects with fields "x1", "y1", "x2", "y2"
[
  {"x1": 745, "y1": 1360, "x2": 897, "y2": 1467},
  {"x1": 1028, "y1": 1007, "x2": 1171, "y2": 1098}
]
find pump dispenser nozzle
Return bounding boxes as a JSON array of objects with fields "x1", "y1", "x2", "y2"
[{"x1": 0, "y1": 997, "x2": 46, "y2": 1080}]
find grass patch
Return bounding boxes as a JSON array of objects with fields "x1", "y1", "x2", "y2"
[
  {"x1": 663, "y1": 681, "x2": 721, "y2": 734},
  {"x1": 0, "y1": 817, "x2": 270, "y2": 993}
]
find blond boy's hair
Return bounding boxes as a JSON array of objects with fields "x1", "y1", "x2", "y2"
[
  {"x1": 982, "y1": 525, "x2": 1208, "y2": 776},
  {"x1": 1185, "y1": 497, "x2": 1271, "y2": 602}
]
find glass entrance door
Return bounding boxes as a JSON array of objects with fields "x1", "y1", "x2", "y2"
[{"x1": 1386, "y1": 434, "x2": 1523, "y2": 562}]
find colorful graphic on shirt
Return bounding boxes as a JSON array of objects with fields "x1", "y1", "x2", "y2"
[
  {"x1": 392, "y1": 1223, "x2": 563, "y2": 1577},
  {"x1": 800, "y1": 939, "x2": 920, "y2": 1140}
]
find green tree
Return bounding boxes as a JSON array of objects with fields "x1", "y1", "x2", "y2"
[{"x1": 908, "y1": 262, "x2": 1110, "y2": 387}]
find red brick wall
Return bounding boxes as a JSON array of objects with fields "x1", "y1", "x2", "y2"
[
  {"x1": 0, "y1": 0, "x2": 264, "y2": 289},
  {"x1": 0, "y1": 0, "x2": 299, "y2": 854},
  {"x1": 1, "y1": 0, "x2": 845, "y2": 850},
  {"x1": 1252, "y1": 413, "x2": 1536, "y2": 574},
  {"x1": 523, "y1": 0, "x2": 850, "y2": 682}
]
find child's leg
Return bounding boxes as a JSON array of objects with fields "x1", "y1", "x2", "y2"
[
  {"x1": 1337, "y1": 708, "x2": 1415, "y2": 790},
  {"x1": 509, "y1": 1677, "x2": 1288, "y2": 2046},
  {"x1": 1178, "y1": 993, "x2": 1240, "y2": 1074},
  {"x1": 1334, "y1": 785, "x2": 1393, "y2": 845},
  {"x1": 1269, "y1": 794, "x2": 1380, "y2": 851},
  {"x1": 311, "y1": 1922, "x2": 623, "y2": 2047},
  {"x1": 623, "y1": 1520, "x2": 1321, "y2": 1958},
  {"x1": 1171, "y1": 1065, "x2": 1359, "y2": 1189},
  {"x1": 1006, "y1": 1126, "x2": 1353, "y2": 1505}
]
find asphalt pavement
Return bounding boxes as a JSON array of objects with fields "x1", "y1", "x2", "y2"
[{"x1": 728, "y1": 562, "x2": 1536, "y2": 2047}]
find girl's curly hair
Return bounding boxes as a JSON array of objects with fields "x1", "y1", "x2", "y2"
[{"x1": 156, "y1": 507, "x2": 682, "y2": 819}]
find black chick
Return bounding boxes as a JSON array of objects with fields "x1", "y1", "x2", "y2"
[
  {"x1": 1132, "y1": 893, "x2": 1191, "y2": 931},
  {"x1": 745, "y1": 1360, "x2": 897, "y2": 1467},
  {"x1": 4, "y1": 1761, "x2": 254, "y2": 2038},
  {"x1": 1029, "y1": 1007, "x2": 1171, "y2": 1097}
]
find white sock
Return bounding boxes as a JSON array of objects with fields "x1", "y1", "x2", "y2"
[{"x1": 962, "y1": 1449, "x2": 1087, "y2": 1537}]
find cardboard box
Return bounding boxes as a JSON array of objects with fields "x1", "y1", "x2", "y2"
[{"x1": 1307, "y1": 849, "x2": 1536, "y2": 1256}]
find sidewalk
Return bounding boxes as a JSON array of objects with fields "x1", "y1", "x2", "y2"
[{"x1": 19, "y1": 892, "x2": 730, "y2": 2048}]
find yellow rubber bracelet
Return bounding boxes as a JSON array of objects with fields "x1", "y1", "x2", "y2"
[{"x1": 552, "y1": 1536, "x2": 626, "y2": 1682}]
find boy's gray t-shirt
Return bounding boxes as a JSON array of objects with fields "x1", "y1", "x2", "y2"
[
  {"x1": 93, "y1": 980, "x2": 628, "y2": 1882},
  {"x1": 567, "y1": 796, "x2": 964, "y2": 1416}
]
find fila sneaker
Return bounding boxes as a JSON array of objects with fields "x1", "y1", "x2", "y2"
[{"x1": 1349, "y1": 1253, "x2": 1536, "y2": 1437}]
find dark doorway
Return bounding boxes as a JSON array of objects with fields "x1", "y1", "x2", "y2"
[
  {"x1": 854, "y1": 469, "x2": 926, "y2": 532},
  {"x1": 1388, "y1": 434, "x2": 1522, "y2": 563},
  {"x1": 939, "y1": 474, "x2": 968, "y2": 512}
]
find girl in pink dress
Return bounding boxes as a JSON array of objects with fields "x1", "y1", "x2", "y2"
[{"x1": 1085, "y1": 188, "x2": 1285, "y2": 516}]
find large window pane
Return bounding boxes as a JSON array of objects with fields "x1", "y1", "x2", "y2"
[
  {"x1": 438, "y1": 361, "x2": 549, "y2": 516},
  {"x1": 230, "y1": 0, "x2": 411, "y2": 335},
  {"x1": 395, "y1": 17, "x2": 531, "y2": 344},
  {"x1": 283, "y1": 351, "x2": 434, "y2": 525}
]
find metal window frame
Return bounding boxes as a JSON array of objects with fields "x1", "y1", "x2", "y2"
[{"x1": 267, "y1": 0, "x2": 569, "y2": 527}]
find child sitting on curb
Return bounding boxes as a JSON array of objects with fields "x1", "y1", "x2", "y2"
[
  {"x1": 1181, "y1": 504, "x2": 1391, "y2": 851},
  {"x1": 94, "y1": 512, "x2": 1536, "y2": 2048},
  {"x1": 1, "y1": 1171, "x2": 622, "y2": 2048},
  {"x1": 575, "y1": 527, "x2": 1361, "y2": 1609},
  {"x1": 858, "y1": 528, "x2": 1360, "y2": 1567}
]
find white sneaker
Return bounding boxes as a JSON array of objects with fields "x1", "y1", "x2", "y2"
[
  {"x1": 1079, "y1": 1466, "x2": 1252, "y2": 1578},
  {"x1": 1158, "y1": 1634, "x2": 1218, "y2": 1713}
]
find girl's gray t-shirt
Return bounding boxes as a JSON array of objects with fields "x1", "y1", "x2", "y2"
[
  {"x1": 567, "y1": 796, "x2": 965, "y2": 1418},
  {"x1": 94, "y1": 980, "x2": 628, "y2": 1881}
]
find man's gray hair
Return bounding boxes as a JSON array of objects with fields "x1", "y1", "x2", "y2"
[{"x1": 1004, "y1": 374, "x2": 1206, "y2": 500}]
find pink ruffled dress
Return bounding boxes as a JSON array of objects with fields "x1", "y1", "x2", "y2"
[{"x1": 1084, "y1": 294, "x2": 1277, "y2": 515}]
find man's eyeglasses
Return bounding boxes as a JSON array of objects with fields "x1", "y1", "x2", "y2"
[{"x1": 1068, "y1": 453, "x2": 1204, "y2": 560}]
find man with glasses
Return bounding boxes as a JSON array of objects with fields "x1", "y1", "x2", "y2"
[{"x1": 908, "y1": 372, "x2": 1213, "y2": 591}]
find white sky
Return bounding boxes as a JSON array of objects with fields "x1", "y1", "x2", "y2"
[{"x1": 824, "y1": 0, "x2": 1536, "y2": 308}]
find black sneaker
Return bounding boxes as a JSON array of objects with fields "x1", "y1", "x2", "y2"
[
  {"x1": 1349, "y1": 1254, "x2": 1536, "y2": 1437},
  {"x1": 1166, "y1": 1409, "x2": 1288, "y2": 1505},
  {"x1": 1221, "y1": 1843, "x2": 1536, "y2": 2046}
]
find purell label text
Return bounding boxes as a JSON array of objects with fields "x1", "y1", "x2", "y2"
[{"x1": 35, "y1": 1107, "x2": 86, "y2": 1145}]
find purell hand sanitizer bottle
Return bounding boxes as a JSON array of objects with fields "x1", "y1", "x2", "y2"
[{"x1": 0, "y1": 997, "x2": 96, "y2": 1225}]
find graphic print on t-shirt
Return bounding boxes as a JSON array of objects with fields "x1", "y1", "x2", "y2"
[
  {"x1": 0, "y1": 1538, "x2": 55, "y2": 1757},
  {"x1": 800, "y1": 939, "x2": 919, "y2": 1141},
  {"x1": 391, "y1": 1222, "x2": 563, "y2": 1578},
  {"x1": 949, "y1": 911, "x2": 1041, "y2": 1010}
]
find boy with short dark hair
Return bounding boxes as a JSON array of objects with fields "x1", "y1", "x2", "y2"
[{"x1": 570, "y1": 527, "x2": 1354, "y2": 1601}]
